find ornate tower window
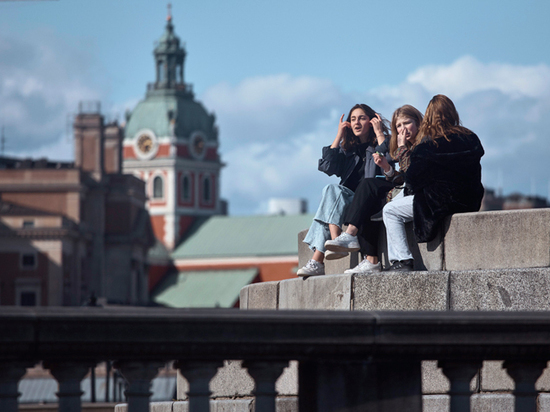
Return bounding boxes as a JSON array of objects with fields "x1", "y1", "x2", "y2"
[
  {"x1": 203, "y1": 176, "x2": 211, "y2": 203},
  {"x1": 153, "y1": 175, "x2": 164, "y2": 199},
  {"x1": 181, "y1": 174, "x2": 191, "y2": 201}
]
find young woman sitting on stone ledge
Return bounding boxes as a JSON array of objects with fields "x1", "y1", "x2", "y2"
[
  {"x1": 325, "y1": 104, "x2": 424, "y2": 274},
  {"x1": 382, "y1": 94, "x2": 485, "y2": 272},
  {"x1": 297, "y1": 104, "x2": 391, "y2": 277}
]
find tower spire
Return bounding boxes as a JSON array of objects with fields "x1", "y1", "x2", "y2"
[{"x1": 167, "y1": 2, "x2": 172, "y2": 21}]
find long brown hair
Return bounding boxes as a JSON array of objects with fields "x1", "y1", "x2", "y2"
[
  {"x1": 341, "y1": 104, "x2": 390, "y2": 151},
  {"x1": 415, "y1": 94, "x2": 472, "y2": 147},
  {"x1": 389, "y1": 105, "x2": 423, "y2": 159}
]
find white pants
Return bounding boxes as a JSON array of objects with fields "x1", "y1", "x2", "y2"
[{"x1": 383, "y1": 191, "x2": 414, "y2": 263}]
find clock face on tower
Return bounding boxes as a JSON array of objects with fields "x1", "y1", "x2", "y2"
[
  {"x1": 137, "y1": 134, "x2": 153, "y2": 154},
  {"x1": 190, "y1": 132, "x2": 206, "y2": 159},
  {"x1": 133, "y1": 130, "x2": 158, "y2": 160}
]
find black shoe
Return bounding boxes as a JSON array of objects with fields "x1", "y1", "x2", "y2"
[
  {"x1": 370, "y1": 210, "x2": 383, "y2": 222},
  {"x1": 385, "y1": 259, "x2": 414, "y2": 272}
]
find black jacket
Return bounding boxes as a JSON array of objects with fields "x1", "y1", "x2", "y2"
[
  {"x1": 406, "y1": 132, "x2": 485, "y2": 243},
  {"x1": 318, "y1": 136, "x2": 391, "y2": 189}
]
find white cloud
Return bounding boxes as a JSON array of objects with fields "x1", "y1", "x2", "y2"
[
  {"x1": 0, "y1": 32, "x2": 105, "y2": 158},
  {"x1": 407, "y1": 55, "x2": 550, "y2": 99}
]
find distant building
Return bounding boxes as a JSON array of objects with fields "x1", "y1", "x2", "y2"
[
  {"x1": 152, "y1": 213, "x2": 314, "y2": 308},
  {"x1": 122, "y1": 12, "x2": 225, "y2": 252},
  {"x1": 481, "y1": 188, "x2": 549, "y2": 211},
  {"x1": 268, "y1": 198, "x2": 308, "y2": 215},
  {"x1": 0, "y1": 104, "x2": 155, "y2": 306}
]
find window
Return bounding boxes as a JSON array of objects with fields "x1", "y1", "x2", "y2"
[
  {"x1": 153, "y1": 175, "x2": 164, "y2": 199},
  {"x1": 20, "y1": 291, "x2": 37, "y2": 306},
  {"x1": 22, "y1": 220, "x2": 34, "y2": 228},
  {"x1": 21, "y1": 253, "x2": 37, "y2": 270},
  {"x1": 182, "y1": 175, "x2": 191, "y2": 201},
  {"x1": 203, "y1": 176, "x2": 211, "y2": 203}
]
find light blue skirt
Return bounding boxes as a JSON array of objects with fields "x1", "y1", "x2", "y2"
[{"x1": 303, "y1": 183, "x2": 354, "y2": 253}]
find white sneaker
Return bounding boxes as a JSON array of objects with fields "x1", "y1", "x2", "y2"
[
  {"x1": 324, "y1": 232, "x2": 360, "y2": 252},
  {"x1": 297, "y1": 259, "x2": 325, "y2": 277},
  {"x1": 325, "y1": 250, "x2": 348, "y2": 260},
  {"x1": 344, "y1": 258, "x2": 382, "y2": 274}
]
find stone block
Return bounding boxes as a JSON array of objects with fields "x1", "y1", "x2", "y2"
[
  {"x1": 449, "y1": 267, "x2": 550, "y2": 310},
  {"x1": 479, "y1": 361, "x2": 513, "y2": 391},
  {"x1": 352, "y1": 271, "x2": 449, "y2": 311},
  {"x1": 444, "y1": 209, "x2": 550, "y2": 270},
  {"x1": 536, "y1": 361, "x2": 550, "y2": 391},
  {"x1": 279, "y1": 274, "x2": 352, "y2": 310},
  {"x1": 324, "y1": 251, "x2": 359, "y2": 275},
  {"x1": 276, "y1": 361, "x2": 298, "y2": 395},
  {"x1": 298, "y1": 229, "x2": 313, "y2": 269},
  {"x1": 422, "y1": 361, "x2": 450, "y2": 394},
  {"x1": 539, "y1": 393, "x2": 550, "y2": 411},
  {"x1": 276, "y1": 396, "x2": 299, "y2": 412},
  {"x1": 422, "y1": 395, "x2": 449, "y2": 412},
  {"x1": 211, "y1": 399, "x2": 253, "y2": 411},
  {"x1": 210, "y1": 360, "x2": 254, "y2": 397},
  {"x1": 240, "y1": 281, "x2": 279, "y2": 310},
  {"x1": 151, "y1": 402, "x2": 178, "y2": 412},
  {"x1": 471, "y1": 394, "x2": 514, "y2": 411}
]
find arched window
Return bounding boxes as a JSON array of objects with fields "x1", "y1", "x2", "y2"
[
  {"x1": 203, "y1": 176, "x2": 211, "y2": 203},
  {"x1": 153, "y1": 175, "x2": 164, "y2": 199},
  {"x1": 182, "y1": 175, "x2": 190, "y2": 201}
]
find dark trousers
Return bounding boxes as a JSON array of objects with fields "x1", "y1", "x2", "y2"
[{"x1": 345, "y1": 177, "x2": 395, "y2": 256}]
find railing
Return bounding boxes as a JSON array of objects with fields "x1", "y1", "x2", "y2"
[{"x1": 2, "y1": 307, "x2": 550, "y2": 412}]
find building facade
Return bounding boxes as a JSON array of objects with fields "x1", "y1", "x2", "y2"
[{"x1": 0, "y1": 106, "x2": 155, "y2": 306}]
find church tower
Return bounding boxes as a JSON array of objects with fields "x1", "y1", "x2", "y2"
[{"x1": 122, "y1": 9, "x2": 225, "y2": 250}]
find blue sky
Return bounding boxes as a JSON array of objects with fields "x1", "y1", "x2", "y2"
[{"x1": 1, "y1": 0, "x2": 549, "y2": 214}]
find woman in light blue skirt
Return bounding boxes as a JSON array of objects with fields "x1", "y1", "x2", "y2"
[{"x1": 298, "y1": 103, "x2": 391, "y2": 277}]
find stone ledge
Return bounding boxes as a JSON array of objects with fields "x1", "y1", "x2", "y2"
[{"x1": 299, "y1": 208, "x2": 550, "y2": 273}]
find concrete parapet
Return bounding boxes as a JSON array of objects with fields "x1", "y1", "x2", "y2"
[
  {"x1": 279, "y1": 274, "x2": 352, "y2": 310},
  {"x1": 444, "y1": 208, "x2": 550, "y2": 270},
  {"x1": 240, "y1": 281, "x2": 279, "y2": 309}
]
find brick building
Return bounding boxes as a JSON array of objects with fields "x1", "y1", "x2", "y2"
[{"x1": 0, "y1": 104, "x2": 155, "y2": 306}]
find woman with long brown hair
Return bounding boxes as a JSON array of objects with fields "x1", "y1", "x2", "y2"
[
  {"x1": 382, "y1": 95, "x2": 484, "y2": 271},
  {"x1": 297, "y1": 103, "x2": 391, "y2": 277}
]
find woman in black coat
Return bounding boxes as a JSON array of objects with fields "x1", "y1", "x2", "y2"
[{"x1": 382, "y1": 94, "x2": 485, "y2": 271}]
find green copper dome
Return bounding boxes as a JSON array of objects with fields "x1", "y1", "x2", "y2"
[{"x1": 124, "y1": 15, "x2": 218, "y2": 143}]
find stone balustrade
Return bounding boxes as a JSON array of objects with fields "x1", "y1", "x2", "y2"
[{"x1": 4, "y1": 307, "x2": 550, "y2": 411}]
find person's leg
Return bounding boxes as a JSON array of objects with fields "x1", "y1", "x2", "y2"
[
  {"x1": 383, "y1": 193, "x2": 414, "y2": 265},
  {"x1": 299, "y1": 184, "x2": 353, "y2": 275},
  {"x1": 327, "y1": 178, "x2": 393, "y2": 255}
]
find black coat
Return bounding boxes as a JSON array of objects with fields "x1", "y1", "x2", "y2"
[
  {"x1": 405, "y1": 132, "x2": 485, "y2": 243},
  {"x1": 318, "y1": 136, "x2": 392, "y2": 189}
]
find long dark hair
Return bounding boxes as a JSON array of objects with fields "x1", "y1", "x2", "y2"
[{"x1": 341, "y1": 104, "x2": 390, "y2": 151}]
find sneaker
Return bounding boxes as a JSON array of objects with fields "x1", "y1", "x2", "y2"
[
  {"x1": 297, "y1": 259, "x2": 325, "y2": 277},
  {"x1": 324, "y1": 232, "x2": 360, "y2": 253},
  {"x1": 385, "y1": 259, "x2": 414, "y2": 272},
  {"x1": 325, "y1": 250, "x2": 348, "y2": 261},
  {"x1": 344, "y1": 258, "x2": 382, "y2": 274}
]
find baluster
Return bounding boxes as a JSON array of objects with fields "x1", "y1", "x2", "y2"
[
  {"x1": 116, "y1": 361, "x2": 163, "y2": 412},
  {"x1": 438, "y1": 361, "x2": 481, "y2": 412},
  {"x1": 176, "y1": 361, "x2": 222, "y2": 412},
  {"x1": 45, "y1": 361, "x2": 91, "y2": 412},
  {"x1": 244, "y1": 360, "x2": 288, "y2": 412},
  {"x1": 0, "y1": 363, "x2": 30, "y2": 412},
  {"x1": 503, "y1": 361, "x2": 546, "y2": 412}
]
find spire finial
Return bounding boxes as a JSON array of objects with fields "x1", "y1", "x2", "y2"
[{"x1": 167, "y1": 3, "x2": 172, "y2": 21}]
